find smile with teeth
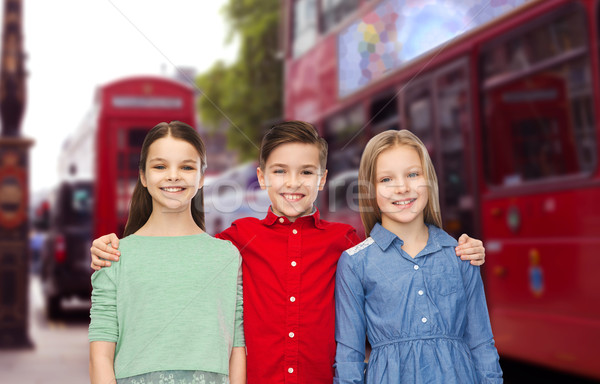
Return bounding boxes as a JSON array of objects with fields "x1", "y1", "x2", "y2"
[
  {"x1": 393, "y1": 198, "x2": 416, "y2": 206},
  {"x1": 161, "y1": 187, "x2": 185, "y2": 192},
  {"x1": 282, "y1": 193, "x2": 304, "y2": 201}
]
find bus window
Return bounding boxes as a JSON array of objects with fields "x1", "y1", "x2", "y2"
[
  {"x1": 370, "y1": 92, "x2": 400, "y2": 136},
  {"x1": 324, "y1": 105, "x2": 366, "y2": 177},
  {"x1": 481, "y1": 6, "x2": 596, "y2": 186},
  {"x1": 293, "y1": 0, "x2": 318, "y2": 57},
  {"x1": 436, "y1": 62, "x2": 475, "y2": 237},
  {"x1": 321, "y1": 0, "x2": 360, "y2": 33},
  {"x1": 404, "y1": 81, "x2": 435, "y2": 157}
]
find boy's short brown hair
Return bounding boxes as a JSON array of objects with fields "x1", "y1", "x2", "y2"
[{"x1": 259, "y1": 121, "x2": 328, "y2": 170}]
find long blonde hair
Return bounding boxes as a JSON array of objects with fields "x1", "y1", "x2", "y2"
[{"x1": 358, "y1": 130, "x2": 442, "y2": 237}]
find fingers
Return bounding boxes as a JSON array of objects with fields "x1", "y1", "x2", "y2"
[
  {"x1": 455, "y1": 235, "x2": 485, "y2": 264},
  {"x1": 457, "y1": 233, "x2": 469, "y2": 245},
  {"x1": 99, "y1": 233, "x2": 120, "y2": 252}
]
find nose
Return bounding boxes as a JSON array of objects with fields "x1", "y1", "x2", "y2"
[
  {"x1": 285, "y1": 172, "x2": 301, "y2": 188},
  {"x1": 167, "y1": 167, "x2": 181, "y2": 181},
  {"x1": 394, "y1": 179, "x2": 409, "y2": 194}
]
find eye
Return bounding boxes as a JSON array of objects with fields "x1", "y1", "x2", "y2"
[
  {"x1": 302, "y1": 170, "x2": 314, "y2": 175},
  {"x1": 273, "y1": 169, "x2": 285, "y2": 174},
  {"x1": 182, "y1": 166, "x2": 195, "y2": 171},
  {"x1": 379, "y1": 177, "x2": 391, "y2": 183},
  {"x1": 408, "y1": 172, "x2": 420, "y2": 178},
  {"x1": 154, "y1": 165, "x2": 166, "y2": 170}
]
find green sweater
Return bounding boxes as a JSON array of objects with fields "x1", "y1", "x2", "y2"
[{"x1": 88, "y1": 233, "x2": 244, "y2": 379}]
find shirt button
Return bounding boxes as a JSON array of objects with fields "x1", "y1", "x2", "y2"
[
  {"x1": 279, "y1": 218, "x2": 284, "y2": 223},
  {"x1": 414, "y1": 265, "x2": 419, "y2": 270},
  {"x1": 288, "y1": 368, "x2": 294, "y2": 373},
  {"x1": 289, "y1": 332, "x2": 295, "y2": 338},
  {"x1": 291, "y1": 261, "x2": 297, "y2": 267},
  {"x1": 422, "y1": 317, "x2": 428, "y2": 323},
  {"x1": 292, "y1": 229, "x2": 298, "y2": 234},
  {"x1": 290, "y1": 296, "x2": 296, "y2": 302},
  {"x1": 418, "y1": 290, "x2": 424, "y2": 296}
]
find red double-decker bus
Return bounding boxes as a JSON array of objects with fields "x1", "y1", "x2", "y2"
[
  {"x1": 64, "y1": 76, "x2": 197, "y2": 238},
  {"x1": 41, "y1": 76, "x2": 196, "y2": 316},
  {"x1": 283, "y1": 0, "x2": 599, "y2": 379}
]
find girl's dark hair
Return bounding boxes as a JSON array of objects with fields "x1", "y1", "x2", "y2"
[
  {"x1": 259, "y1": 121, "x2": 328, "y2": 170},
  {"x1": 123, "y1": 121, "x2": 207, "y2": 237}
]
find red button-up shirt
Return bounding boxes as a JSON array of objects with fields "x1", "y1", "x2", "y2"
[{"x1": 217, "y1": 208, "x2": 360, "y2": 384}]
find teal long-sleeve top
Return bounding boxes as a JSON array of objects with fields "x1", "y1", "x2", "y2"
[{"x1": 88, "y1": 233, "x2": 244, "y2": 379}]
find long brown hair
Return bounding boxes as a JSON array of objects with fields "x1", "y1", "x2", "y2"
[
  {"x1": 358, "y1": 130, "x2": 442, "y2": 237},
  {"x1": 123, "y1": 121, "x2": 207, "y2": 237}
]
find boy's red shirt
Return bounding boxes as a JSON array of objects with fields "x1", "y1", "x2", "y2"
[{"x1": 216, "y1": 208, "x2": 361, "y2": 384}]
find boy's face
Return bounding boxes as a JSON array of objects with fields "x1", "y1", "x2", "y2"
[{"x1": 257, "y1": 142, "x2": 327, "y2": 222}]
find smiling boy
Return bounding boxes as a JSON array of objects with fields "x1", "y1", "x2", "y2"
[{"x1": 90, "y1": 121, "x2": 486, "y2": 383}]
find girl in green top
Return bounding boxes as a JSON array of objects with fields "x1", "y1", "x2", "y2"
[{"x1": 89, "y1": 121, "x2": 246, "y2": 384}]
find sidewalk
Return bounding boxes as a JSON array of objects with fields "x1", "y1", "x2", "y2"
[{"x1": 0, "y1": 276, "x2": 90, "y2": 384}]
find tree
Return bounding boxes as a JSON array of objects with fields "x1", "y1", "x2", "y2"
[{"x1": 196, "y1": 0, "x2": 282, "y2": 160}]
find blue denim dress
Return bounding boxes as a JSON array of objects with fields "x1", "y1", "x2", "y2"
[{"x1": 334, "y1": 223, "x2": 503, "y2": 383}]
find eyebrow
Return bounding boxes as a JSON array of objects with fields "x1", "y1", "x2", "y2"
[
  {"x1": 148, "y1": 157, "x2": 198, "y2": 164},
  {"x1": 270, "y1": 163, "x2": 318, "y2": 169}
]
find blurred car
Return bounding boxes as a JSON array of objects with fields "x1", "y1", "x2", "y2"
[
  {"x1": 203, "y1": 161, "x2": 270, "y2": 235},
  {"x1": 40, "y1": 181, "x2": 94, "y2": 318}
]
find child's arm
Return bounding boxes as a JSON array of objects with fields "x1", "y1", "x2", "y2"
[
  {"x1": 230, "y1": 256, "x2": 246, "y2": 383},
  {"x1": 460, "y1": 262, "x2": 503, "y2": 383},
  {"x1": 89, "y1": 267, "x2": 119, "y2": 382},
  {"x1": 89, "y1": 341, "x2": 116, "y2": 383},
  {"x1": 334, "y1": 252, "x2": 367, "y2": 384},
  {"x1": 455, "y1": 234, "x2": 486, "y2": 266},
  {"x1": 90, "y1": 233, "x2": 121, "y2": 271},
  {"x1": 229, "y1": 346, "x2": 247, "y2": 384}
]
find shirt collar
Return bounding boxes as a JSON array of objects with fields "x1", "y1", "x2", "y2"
[
  {"x1": 262, "y1": 206, "x2": 325, "y2": 229},
  {"x1": 370, "y1": 222, "x2": 457, "y2": 255}
]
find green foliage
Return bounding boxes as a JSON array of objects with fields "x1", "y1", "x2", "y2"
[{"x1": 196, "y1": 0, "x2": 283, "y2": 160}]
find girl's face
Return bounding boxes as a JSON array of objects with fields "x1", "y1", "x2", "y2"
[
  {"x1": 140, "y1": 136, "x2": 204, "y2": 213},
  {"x1": 375, "y1": 145, "x2": 429, "y2": 229}
]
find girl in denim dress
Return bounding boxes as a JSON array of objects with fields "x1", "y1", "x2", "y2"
[{"x1": 334, "y1": 130, "x2": 502, "y2": 383}]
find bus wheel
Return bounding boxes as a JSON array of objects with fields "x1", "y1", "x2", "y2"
[{"x1": 46, "y1": 295, "x2": 61, "y2": 319}]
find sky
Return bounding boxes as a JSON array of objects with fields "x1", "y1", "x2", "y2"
[{"x1": 18, "y1": 0, "x2": 238, "y2": 195}]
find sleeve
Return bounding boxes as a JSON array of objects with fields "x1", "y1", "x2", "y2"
[
  {"x1": 232, "y1": 255, "x2": 245, "y2": 348},
  {"x1": 345, "y1": 226, "x2": 362, "y2": 249},
  {"x1": 88, "y1": 268, "x2": 118, "y2": 342},
  {"x1": 216, "y1": 223, "x2": 242, "y2": 252},
  {"x1": 334, "y1": 251, "x2": 367, "y2": 384},
  {"x1": 460, "y1": 262, "x2": 503, "y2": 383}
]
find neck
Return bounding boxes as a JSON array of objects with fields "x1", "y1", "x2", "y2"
[
  {"x1": 381, "y1": 216, "x2": 428, "y2": 245},
  {"x1": 135, "y1": 206, "x2": 203, "y2": 237}
]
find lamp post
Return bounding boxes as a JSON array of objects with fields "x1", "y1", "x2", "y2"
[{"x1": 0, "y1": 0, "x2": 33, "y2": 348}]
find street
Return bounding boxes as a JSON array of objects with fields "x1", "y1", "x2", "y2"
[{"x1": 0, "y1": 275, "x2": 90, "y2": 383}]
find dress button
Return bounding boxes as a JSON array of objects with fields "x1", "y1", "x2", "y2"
[
  {"x1": 289, "y1": 332, "x2": 295, "y2": 338},
  {"x1": 418, "y1": 290, "x2": 424, "y2": 296},
  {"x1": 279, "y1": 218, "x2": 284, "y2": 223},
  {"x1": 291, "y1": 261, "x2": 297, "y2": 267},
  {"x1": 292, "y1": 229, "x2": 298, "y2": 234},
  {"x1": 422, "y1": 317, "x2": 428, "y2": 323},
  {"x1": 288, "y1": 368, "x2": 294, "y2": 373},
  {"x1": 414, "y1": 265, "x2": 419, "y2": 270},
  {"x1": 290, "y1": 296, "x2": 296, "y2": 302}
]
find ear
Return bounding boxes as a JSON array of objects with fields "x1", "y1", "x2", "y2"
[
  {"x1": 140, "y1": 170, "x2": 147, "y2": 188},
  {"x1": 256, "y1": 167, "x2": 267, "y2": 190},
  {"x1": 198, "y1": 174, "x2": 205, "y2": 190},
  {"x1": 318, "y1": 169, "x2": 328, "y2": 191}
]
